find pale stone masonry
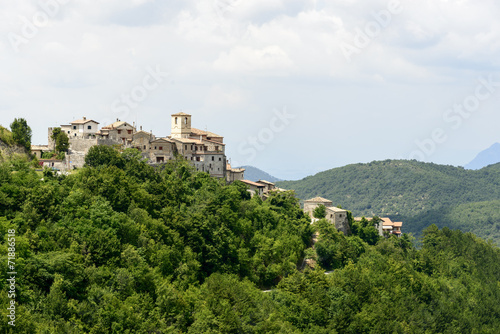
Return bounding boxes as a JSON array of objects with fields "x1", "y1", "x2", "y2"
[
  {"x1": 43, "y1": 113, "x2": 244, "y2": 181},
  {"x1": 304, "y1": 196, "x2": 351, "y2": 235}
]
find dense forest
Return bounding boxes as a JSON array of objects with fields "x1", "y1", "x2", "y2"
[
  {"x1": 1, "y1": 146, "x2": 500, "y2": 333},
  {"x1": 277, "y1": 160, "x2": 500, "y2": 244}
]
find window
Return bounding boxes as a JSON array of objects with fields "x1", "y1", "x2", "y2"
[
  {"x1": 184, "y1": 145, "x2": 187, "y2": 151},
  {"x1": 195, "y1": 146, "x2": 198, "y2": 151},
  {"x1": 159, "y1": 146, "x2": 163, "y2": 150},
  {"x1": 191, "y1": 145, "x2": 193, "y2": 150},
  {"x1": 73, "y1": 126, "x2": 76, "y2": 130},
  {"x1": 87, "y1": 125, "x2": 92, "y2": 130},
  {"x1": 143, "y1": 145, "x2": 146, "y2": 149},
  {"x1": 118, "y1": 130, "x2": 122, "y2": 134},
  {"x1": 219, "y1": 157, "x2": 221, "y2": 161},
  {"x1": 184, "y1": 117, "x2": 188, "y2": 125},
  {"x1": 74, "y1": 133, "x2": 77, "y2": 136},
  {"x1": 67, "y1": 131, "x2": 70, "y2": 134},
  {"x1": 154, "y1": 146, "x2": 157, "y2": 150},
  {"x1": 196, "y1": 157, "x2": 200, "y2": 161},
  {"x1": 175, "y1": 117, "x2": 178, "y2": 124},
  {"x1": 128, "y1": 130, "x2": 132, "y2": 134},
  {"x1": 212, "y1": 156, "x2": 214, "y2": 161},
  {"x1": 215, "y1": 146, "x2": 219, "y2": 151}
]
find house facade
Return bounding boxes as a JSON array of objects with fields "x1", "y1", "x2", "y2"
[{"x1": 304, "y1": 196, "x2": 351, "y2": 235}]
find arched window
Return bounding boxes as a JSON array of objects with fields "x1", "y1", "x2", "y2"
[
  {"x1": 175, "y1": 117, "x2": 178, "y2": 125},
  {"x1": 184, "y1": 117, "x2": 188, "y2": 125}
]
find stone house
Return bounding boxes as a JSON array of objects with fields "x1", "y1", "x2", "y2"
[
  {"x1": 304, "y1": 197, "x2": 351, "y2": 235},
  {"x1": 241, "y1": 180, "x2": 265, "y2": 197}
]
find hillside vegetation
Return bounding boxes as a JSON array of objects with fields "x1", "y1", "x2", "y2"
[
  {"x1": 277, "y1": 160, "x2": 500, "y2": 243},
  {"x1": 1, "y1": 151, "x2": 500, "y2": 332}
]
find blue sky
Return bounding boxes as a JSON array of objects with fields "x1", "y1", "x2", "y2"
[{"x1": 1, "y1": 0, "x2": 500, "y2": 180}]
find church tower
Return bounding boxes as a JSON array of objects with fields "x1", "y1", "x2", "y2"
[{"x1": 171, "y1": 112, "x2": 192, "y2": 138}]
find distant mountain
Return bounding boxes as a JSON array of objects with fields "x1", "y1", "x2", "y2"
[
  {"x1": 276, "y1": 159, "x2": 500, "y2": 244},
  {"x1": 465, "y1": 143, "x2": 500, "y2": 170},
  {"x1": 237, "y1": 165, "x2": 282, "y2": 183}
]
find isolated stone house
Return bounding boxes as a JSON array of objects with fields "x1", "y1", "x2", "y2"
[{"x1": 304, "y1": 197, "x2": 351, "y2": 235}]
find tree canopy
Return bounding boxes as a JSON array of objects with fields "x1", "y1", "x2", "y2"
[
  {"x1": 0, "y1": 152, "x2": 499, "y2": 333},
  {"x1": 9, "y1": 118, "x2": 32, "y2": 151}
]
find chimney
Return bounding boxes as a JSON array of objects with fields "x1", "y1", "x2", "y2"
[
  {"x1": 83, "y1": 117, "x2": 86, "y2": 121},
  {"x1": 140, "y1": 126, "x2": 143, "y2": 131},
  {"x1": 116, "y1": 118, "x2": 119, "y2": 122}
]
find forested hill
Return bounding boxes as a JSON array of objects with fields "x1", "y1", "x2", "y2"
[
  {"x1": 277, "y1": 160, "x2": 500, "y2": 243},
  {"x1": 1, "y1": 150, "x2": 500, "y2": 332}
]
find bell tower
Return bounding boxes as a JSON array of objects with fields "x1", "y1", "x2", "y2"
[{"x1": 171, "y1": 112, "x2": 192, "y2": 138}]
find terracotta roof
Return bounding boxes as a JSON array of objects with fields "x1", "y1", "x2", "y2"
[
  {"x1": 241, "y1": 180, "x2": 265, "y2": 187},
  {"x1": 102, "y1": 121, "x2": 134, "y2": 129},
  {"x1": 71, "y1": 118, "x2": 99, "y2": 125},
  {"x1": 393, "y1": 222, "x2": 403, "y2": 227},
  {"x1": 191, "y1": 127, "x2": 222, "y2": 138},
  {"x1": 304, "y1": 197, "x2": 333, "y2": 203},
  {"x1": 381, "y1": 218, "x2": 394, "y2": 226},
  {"x1": 258, "y1": 180, "x2": 275, "y2": 186},
  {"x1": 171, "y1": 137, "x2": 202, "y2": 144},
  {"x1": 172, "y1": 112, "x2": 191, "y2": 116}
]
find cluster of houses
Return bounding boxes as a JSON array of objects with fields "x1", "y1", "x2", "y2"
[{"x1": 31, "y1": 113, "x2": 244, "y2": 182}]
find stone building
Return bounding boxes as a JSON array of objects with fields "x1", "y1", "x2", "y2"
[{"x1": 304, "y1": 197, "x2": 351, "y2": 235}]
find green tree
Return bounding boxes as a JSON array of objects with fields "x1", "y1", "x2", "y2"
[
  {"x1": 313, "y1": 204, "x2": 326, "y2": 219},
  {"x1": 51, "y1": 127, "x2": 69, "y2": 153},
  {"x1": 10, "y1": 118, "x2": 32, "y2": 151},
  {"x1": 85, "y1": 145, "x2": 124, "y2": 168}
]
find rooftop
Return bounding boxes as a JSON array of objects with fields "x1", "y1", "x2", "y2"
[
  {"x1": 241, "y1": 180, "x2": 265, "y2": 187},
  {"x1": 191, "y1": 127, "x2": 223, "y2": 138},
  {"x1": 172, "y1": 112, "x2": 191, "y2": 116},
  {"x1": 71, "y1": 117, "x2": 99, "y2": 125},
  {"x1": 305, "y1": 196, "x2": 333, "y2": 203}
]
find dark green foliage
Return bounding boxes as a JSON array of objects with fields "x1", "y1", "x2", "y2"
[
  {"x1": 10, "y1": 118, "x2": 32, "y2": 151},
  {"x1": 51, "y1": 128, "x2": 69, "y2": 153},
  {"x1": 1, "y1": 152, "x2": 500, "y2": 332},
  {"x1": 313, "y1": 204, "x2": 326, "y2": 219},
  {"x1": 277, "y1": 159, "x2": 500, "y2": 244}
]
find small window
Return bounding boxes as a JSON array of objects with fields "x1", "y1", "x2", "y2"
[
  {"x1": 143, "y1": 145, "x2": 146, "y2": 149},
  {"x1": 74, "y1": 133, "x2": 76, "y2": 136},
  {"x1": 219, "y1": 157, "x2": 221, "y2": 161},
  {"x1": 159, "y1": 146, "x2": 163, "y2": 150},
  {"x1": 87, "y1": 125, "x2": 92, "y2": 130},
  {"x1": 175, "y1": 117, "x2": 178, "y2": 124},
  {"x1": 212, "y1": 156, "x2": 214, "y2": 161},
  {"x1": 184, "y1": 145, "x2": 187, "y2": 150},
  {"x1": 73, "y1": 126, "x2": 76, "y2": 130},
  {"x1": 196, "y1": 157, "x2": 200, "y2": 162},
  {"x1": 154, "y1": 146, "x2": 157, "y2": 150},
  {"x1": 184, "y1": 117, "x2": 188, "y2": 125},
  {"x1": 118, "y1": 130, "x2": 122, "y2": 134},
  {"x1": 195, "y1": 146, "x2": 198, "y2": 151},
  {"x1": 215, "y1": 146, "x2": 219, "y2": 151},
  {"x1": 128, "y1": 130, "x2": 132, "y2": 134},
  {"x1": 67, "y1": 131, "x2": 70, "y2": 134}
]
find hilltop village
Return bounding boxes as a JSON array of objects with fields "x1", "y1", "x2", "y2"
[
  {"x1": 32, "y1": 112, "x2": 245, "y2": 183},
  {"x1": 30, "y1": 113, "x2": 402, "y2": 236}
]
